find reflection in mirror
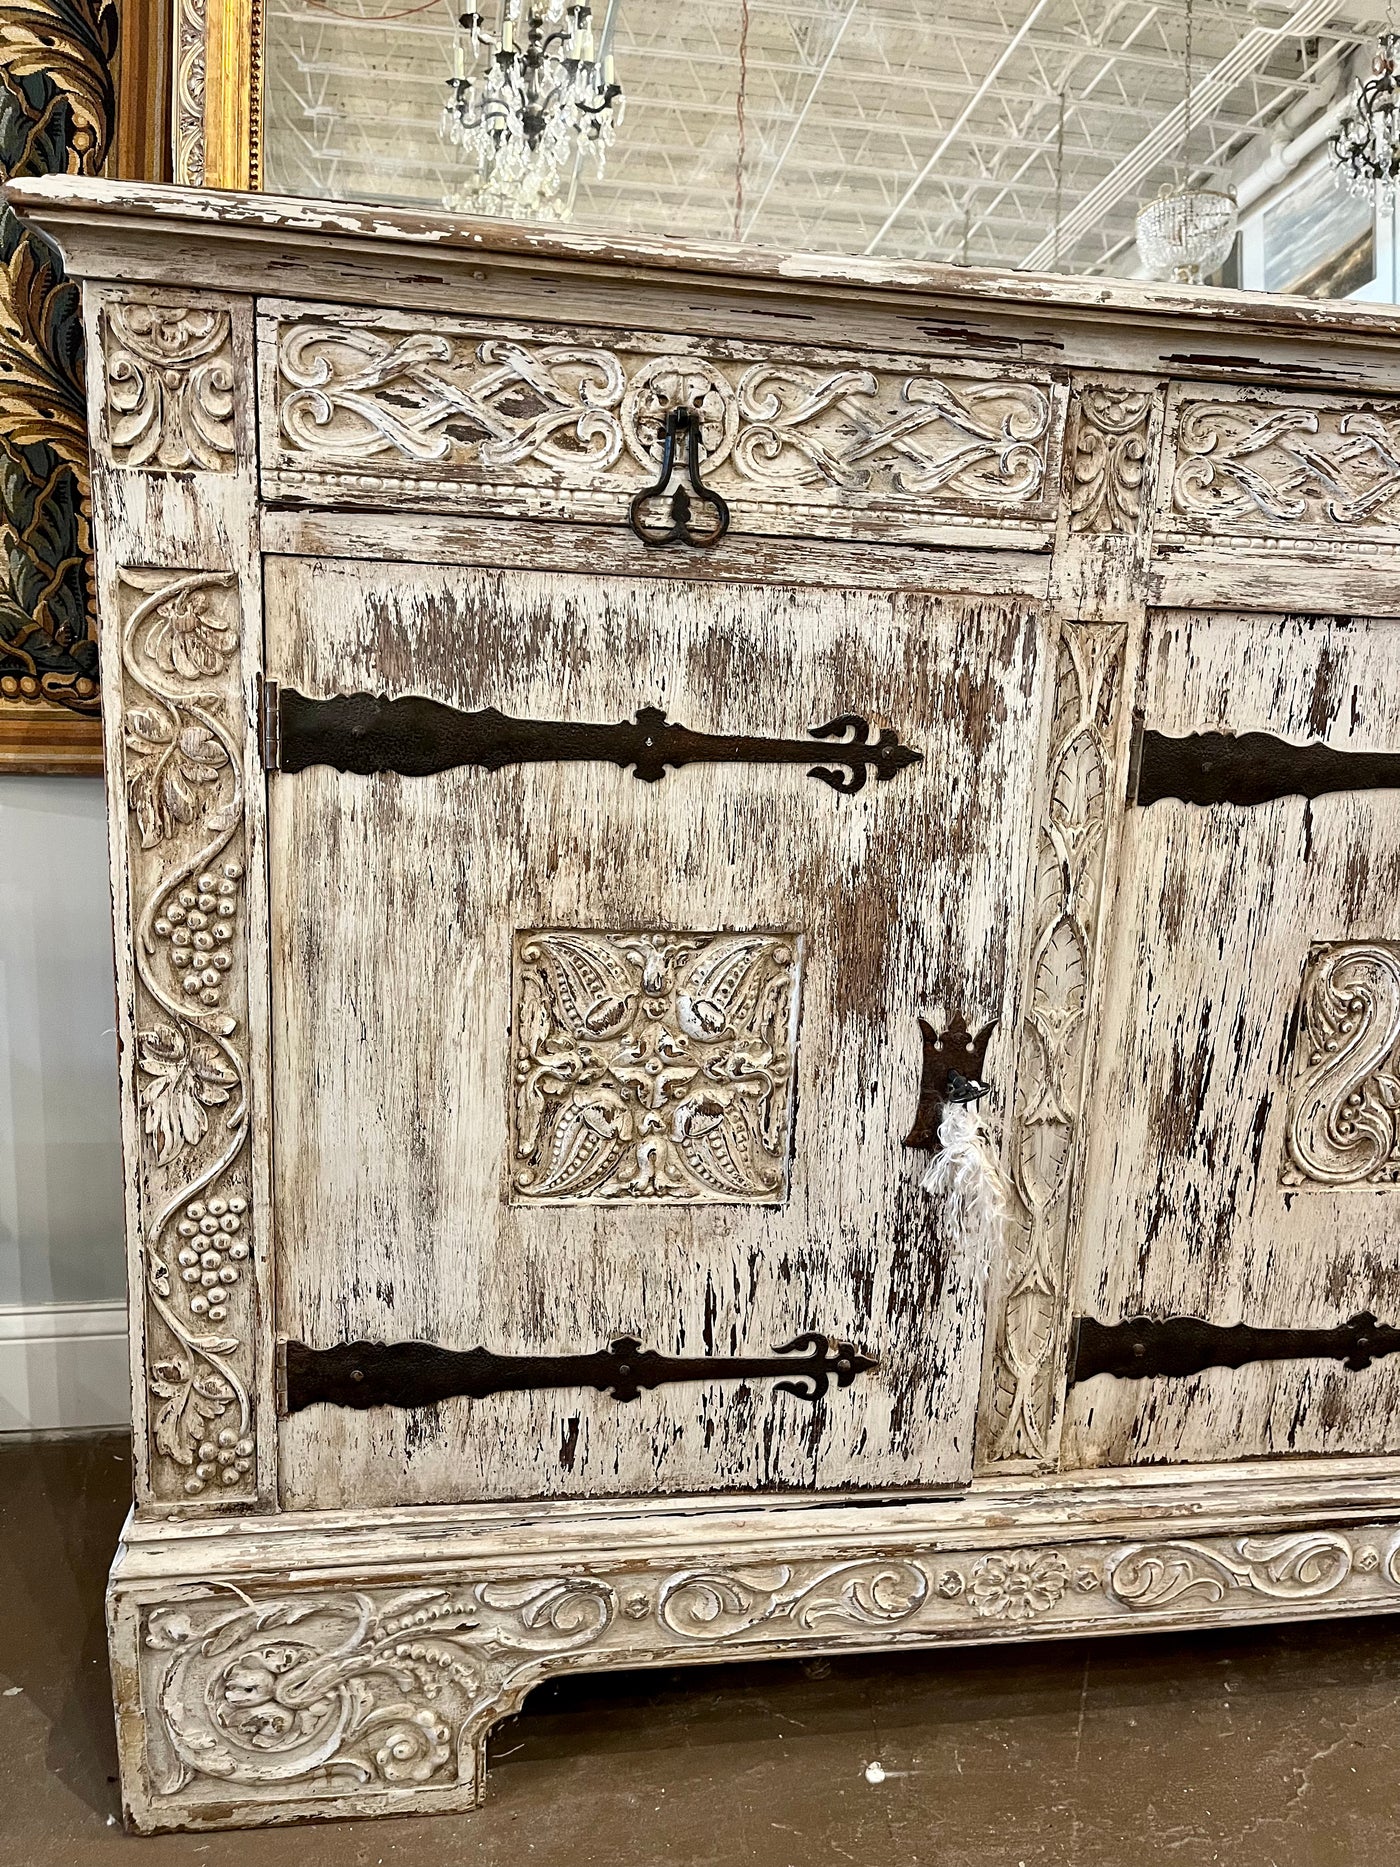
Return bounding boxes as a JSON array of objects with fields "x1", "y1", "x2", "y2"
[{"x1": 260, "y1": 1, "x2": 1397, "y2": 299}]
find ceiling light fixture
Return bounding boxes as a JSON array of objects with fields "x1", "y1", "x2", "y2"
[
  {"x1": 1330, "y1": 33, "x2": 1400, "y2": 201},
  {"x1": 440, "y1": 0, "x2": 624, "y2": 222},
  {"x1": 1134, "y1": 0, "x2": 1238, "y2": 283}
]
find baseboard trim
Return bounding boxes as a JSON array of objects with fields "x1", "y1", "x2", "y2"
[{"x1": 0, "y1": 1300, "x2": 130, "y2": 1432}]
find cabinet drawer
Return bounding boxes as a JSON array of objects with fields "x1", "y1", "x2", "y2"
[{"x1": 257, "y1": 301, "x2": 1065, "y2": 548}]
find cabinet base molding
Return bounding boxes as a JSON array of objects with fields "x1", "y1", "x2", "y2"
[{"x1": 110, "y1": 1462, "x2": 1400, "y2": 1833}]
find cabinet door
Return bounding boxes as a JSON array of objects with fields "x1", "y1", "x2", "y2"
[
  {"x1": 1064, "y1": 609, "x2": 1400, "y2": 1467},
  {"x1": 265, "y1": 555, "x2": 1043, "y2": 1507}
]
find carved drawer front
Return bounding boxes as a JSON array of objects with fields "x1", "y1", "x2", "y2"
[
  {"x1": 1064, "y1": 607, "x2": 1400, "y2": 1471},
  {"x1": 264, "y1": 557, "x2": 1045, "y2": 1509},
  {"x1": 257, "y1": 303, "x2": 1065, "y2": 547},
  {"x1": 1156, "y1": 383, "x2": 1400, "y2": 546}
]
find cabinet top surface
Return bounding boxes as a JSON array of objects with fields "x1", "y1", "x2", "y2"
[{"x1": 13, "y1": 174, "x2": 1400, "y2": 350}]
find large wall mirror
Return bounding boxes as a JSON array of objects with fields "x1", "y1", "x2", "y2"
[{"x1": 180, "y1": 0, "x2": 1397, "y2": 299}]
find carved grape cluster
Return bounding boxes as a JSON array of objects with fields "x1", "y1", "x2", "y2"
[
  {"x1": 175, "y1": 1194, "x2": 249, "y2": 1322},
  {"x1": 191, "y1": 1427, "x2": 255, "y2": 1492},
  {"x1": 153, "y1": 860, "x2": 242, "y2": 1007}
]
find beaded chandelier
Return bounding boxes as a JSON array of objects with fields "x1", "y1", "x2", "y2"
[
  {"x1": 1330, "y1": 35, "x2": 1400, "y2": 201},
  {"x1": 441, "y1": 0, "x2": 624, "y2": 221},
  {"x1": 1134, "y1": 0, "x2": 1238, "y2": 283}
]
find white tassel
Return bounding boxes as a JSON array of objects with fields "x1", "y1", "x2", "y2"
[{"x1": 919, "y1": 1097, "x2": 1011, "y2": 1260}]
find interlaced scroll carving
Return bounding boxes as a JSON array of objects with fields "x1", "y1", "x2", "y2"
[
  {"x1": 1284, "y1": 941, "x2": 1400, "y2": 1187},
  {"x1": 271, "y1": 321, "x2": 1057, "y2": 518},
  {"x1": 102, "y1": 304, "x2": 236, "y2": 471},
  {"x1": 983, "y1": 622, "x2": 1126, "y2": 1465},
  {"x1": 511, "y1": 930, "x2": 801, "y2": 1203},
  {"x1": 1068, "y1": 384, "x2": 1152, "y2": 533},
  {"x1": 121, "y1": 569, "x2": 255, "y2": 1501},
  {"x1": 728, "y1": 364, "x2": 1051, "y2": 498},
  {"x1": 1170, "y1": 394, "x2": 1400, "y2": 532}
]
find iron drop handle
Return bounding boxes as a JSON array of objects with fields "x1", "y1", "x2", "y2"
[{"x1": 628, "y1": 404, "x2": 731, "y2": 548}]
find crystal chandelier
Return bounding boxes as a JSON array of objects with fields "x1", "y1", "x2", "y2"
[
  {"x1": 440, "y1": 1, "x2": 624, "y2": 222},
  {"x1": 1330, "y1": 35, "x2": 1400, "y2": 202},
  {"x1": 1134, "y1": 0, "x2": 1237, "y2": 283},
  {"x1": 1135, "y1": 187, "x2": 1238, "y2": 282}
]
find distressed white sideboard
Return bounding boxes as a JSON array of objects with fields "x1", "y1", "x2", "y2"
[{"x1": 17, "y1": 174, "x2": 1400, "y2": 1834}]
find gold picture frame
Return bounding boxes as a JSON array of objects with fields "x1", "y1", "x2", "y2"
[{"x1": 171, "y1": 0, "x2": 260, "y2": 189}]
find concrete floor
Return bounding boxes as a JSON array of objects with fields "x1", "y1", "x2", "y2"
[{"x1": 3, "y1": 1436, "x2": 1399, "y2": 1866}]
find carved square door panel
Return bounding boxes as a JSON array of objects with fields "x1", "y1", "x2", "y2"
[
  {"x1": 263, "y1": 556, "x2": 1045, "y2": 1508},
  {"x1": 1063, "y1": 608, "x2": 1400, "y2": 1470}
]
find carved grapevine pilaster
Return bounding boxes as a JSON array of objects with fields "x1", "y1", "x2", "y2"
[
  {"x1": 101, "y1": 304, "x2": 236, "y2": 471},
  {"x1": 983, "y1": 621, "x2": 1126, "y2": 1465},
  {"x1": 127, "y1": 1525, "x2": 1400, "y2": 1824},
  {"x1": 1284, "y1": 941, "x2": 1400, "y2": 1186},
  {"x1": 120, "y1": 568, "x2": 256, "y2": 1503}
]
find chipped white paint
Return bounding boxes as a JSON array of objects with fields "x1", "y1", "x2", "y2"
[
  {"x1": 265, "y1": 555, "x2": 1041, "y2": 1508},
  {"x1": 18, "y1": 177, "x2": 1400, "y2": 1832},
  {"x1": 261, "y1": 306, "x2": 1064, "y2": 545}
]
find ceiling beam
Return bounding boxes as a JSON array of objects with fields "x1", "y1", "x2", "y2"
[{"x1": 862, "y1": 0, "x2": 1059, "y2": 250}]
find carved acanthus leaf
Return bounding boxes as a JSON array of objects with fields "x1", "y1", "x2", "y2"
[
  {"x1": 1068, "y1": 384, "x2": 1153, "y2": 534},
  {"x1": 102, "y1": 304, "x2": 236, "y2": 471}
]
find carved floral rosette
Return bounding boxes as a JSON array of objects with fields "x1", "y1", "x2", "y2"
[
  {"x1": 511, "y1": 928, "x2": 801, "y2": 1204},
  {"x1": 128, "y1": 1526, "x2": 1400, "y2": 1821},
  {"x1": 268, "y1": 318, "x2": 1060, "y2": 526},
  {"x1": 120, "y1": 568, "x2": 256, "y2": 1504},
  {"x1": 984, "y1": 620, "x2": 1126, "y2": 1465}
]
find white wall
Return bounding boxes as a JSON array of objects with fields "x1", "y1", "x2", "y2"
[{"x1": 0, "y1": 774, "x2": 129, "y2": 1428}]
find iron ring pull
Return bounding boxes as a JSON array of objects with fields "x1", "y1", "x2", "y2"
[{"x1": 628, "y1": 404, "x2": 731, "y2": 549}]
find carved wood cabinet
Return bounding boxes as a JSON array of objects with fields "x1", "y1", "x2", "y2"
[{"x1": 19, "y1": 175, "x2": 1400, "y2": 1833}]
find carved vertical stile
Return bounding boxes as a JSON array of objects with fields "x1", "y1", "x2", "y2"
[
  {"x1": 86, "y1": 285, "x2": 273, "y2": 1512},
  {"x1": 978, "y1": 375, "x2": 1161, "y2": 1469}
]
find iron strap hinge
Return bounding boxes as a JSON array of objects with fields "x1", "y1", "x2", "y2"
[
  {"x1": 258, "y1": 676, "x2": 281, "y2": 772},
  {"x1": 277, "y1": 1332, "x2": 879, "y2": 1414}
]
